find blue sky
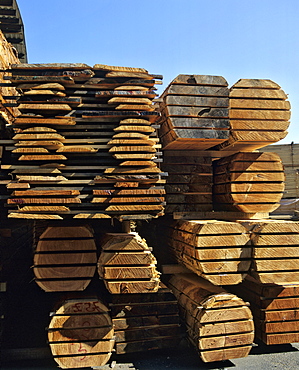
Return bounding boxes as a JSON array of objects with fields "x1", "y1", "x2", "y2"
[{"x1": 17, "y1": 0, "x2": 299, "y2": 144}]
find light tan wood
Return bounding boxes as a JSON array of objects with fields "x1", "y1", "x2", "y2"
[
  {"x1": 8, "y1": 212, "x2": 63, "y2": 220},
  {"x1": 14, "y1": 117, "x2": 76, "y2": 125},
  {"x1": 114, "y1": 125, "x2": 155, "y2": 133},
  {"x1": 22, "y1": 127, "x2": 57, "y2": 132},
  {"x1": 108, "y1": 97, "x2": 152, "y2": 105},
  {"x1": 18, "y1": 103, "x2": 72, "y2": 111},
  {"x1": 104, "y1": 279, "x2": 160, "y2": 294},
  {"x1": 105, "y1": 71, "x2": 153, "y2": 79},
  {"x1": 8, "y1": 198, "x2": 81, "y2": 204},
  {"x1": 13, "y1": 133, "x2": 65, "y2": 140},
  {"x1": 18, "y1": 155, "x2": 67, "y2": 161},
  {"x1": 167, "y1": 273, "x2": 254, "y2": 362},
  {"x1": 34, "y1": 226, "x2": 97, "y2": 292},
  {"x1": 56, "y1": 146, "x2": 98, "y2": 152},
  {"x1": 115, "y1": 104, "x2": 155, "y2": 111},
  {"x1": 98, "y1": 251, "x2": 157, "y2": 266},
  {"x1": 168, "y1": 220, "x2": 251, "y2": 285},
  {"x1": 48, "y1": 299, "x2": 114, "y2": 369},
  {"x1": 100, "y1": 233, "x2": 149, "y2": 251},
  {"x1": 93, "y1": 64, "x2": 148, "y2": 73},
  {"x1": 12, "y1": 190, "x2": 80, "y2": 196},
  {"x1": 12, "y1": 147, "x2": 49, "y2": 153}
]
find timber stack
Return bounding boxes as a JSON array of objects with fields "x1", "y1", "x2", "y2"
[
  {"x1": 230, "y1": 220, "x2": 299, "y2": 345},
  {"x1": 155, "y1": 73, "x2": 299, "y2": 359},
  {"x1": 235, "y1": 220, "x2": 299, "y2": 347},
  {"x1": 108, "y1": 283, "x2": 181, "y2": 355},
  {"x1": 98, "y1": 232, "x2": 161, "y2": 294},
  {"x1": 161, "y1": 154, "x2": 213, "y2": 213},
  {"x1": 157, "y1": 74, "x2": 230, "y2": 150},
  {"x1": 2, "y1": 65, "x2": 298, "y2": 368},
  {"x1": 1, "y1": 63, "x2": 165, "y2": 221},
  {"x1": 212, "y1": 152, "x2": 285, "y2": 214},
  {"x1": 47, "y1": 298, "x2": 115, "y2": 369},
  {"x1": 33, "y1": 225, "x2": 98, "y2": 292},
  {"x1": 215, "y1": 79, "x2": 290, "y2": 151},
  {"x1": 166, "y1": 220, "x2": 251, "y2": 285},
  {"x1": 167, "y1": 273, "x2": 254, "y2": 362},
  {"x1": 231, "y1": 277, "x2": 299, "y2": 345},
  {"x1": 261, "y1": 143, "x2": 299, "y2": 216}
]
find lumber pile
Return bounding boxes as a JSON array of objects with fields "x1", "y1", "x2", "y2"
[
  {"x1": 33, "y1": 225, "x2": 97, "y2": 292},
  {"x1": 98, "y1": 232, "x2": 161, "y2": 294},
  {"x1": 156, "y1": 75, "x2": 230, "y2": 149},
  {"x1": 167, "y1": 273, "x2": 254, "y2": 362},
  {"x1": 215, "y1": 79, "x2": 290, "y2": 151},
  {"x1": 232, "y1": 277, "x2": 299, "y2": 345},
  {"x1": 167, "y1": 220, "x2": 251, "y2": 285},
  {"x1": 1, "y1": 63, "x2": 165, "y2": 220},
  {"x1": 109, "y1": 283, "x2": 181, "y2": 355},
  {"x1": 261, "y1": 143, "x2": 299, "y2": 216},
  {"x1": 47, "y1": 298, "x2": 115, "y2": 369},
  {"x1": 229, "y1": 220, "x2": 299, "y2": 345},
  {"x1": 213, "y1": 152, "x2": 285, "y2": 213},
  {"x1": 161, "y1": 153, "x2": 213, "y2": 213},
  {"x1": 156, "y1": 77, "x2": 290, "y2": 152},
  {"x1": 238, "y1": 220, "x2": 299, "y2": 284},
  {"x1": 0, "y1": 29, "x2": 20, "y2": 128},
  {"x1": 0, "y1": 1, "x2": 27, "y2": 62}
]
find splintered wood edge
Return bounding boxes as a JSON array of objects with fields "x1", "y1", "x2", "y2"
[
  {"x1": 93, "y1": 64, "x2": 148, "y2": 73},
  {"x1": 8, "y1": 213, "x2": 63, "y2": 220},
  {"x1": 173, "y1": 211, "x2": 269, "y2": 220}
]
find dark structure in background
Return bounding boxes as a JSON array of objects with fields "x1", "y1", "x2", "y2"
[{"x1": 0, "y1": 0, "x2": 27, "y2": 62}]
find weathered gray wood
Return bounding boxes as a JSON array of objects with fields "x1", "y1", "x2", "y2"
[
  {"x1": 169, "y1": 75, "x2": 228, "y2": 86},
  {"x1": 163, "y1": 85, "x2": 229, "y2": 96}
]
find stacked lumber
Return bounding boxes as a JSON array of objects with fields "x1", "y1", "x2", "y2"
[
  {"x1": 109, "y1": 283, "x2": 181, "y2": 354},
  {"x1": 33, "y1": 225, "x2": 97, "y2": 292},
  {"x1": 1, "y1": 62, "x2": 165, "y2": 220},
  {"x1": 161, "y1": 153, "x2": 213, "y2": 213},
  {"x1": 213, "y1": 152, "x2": 285, "y2": 214},
  {"x1": 0, "y1": 1, "x2": 27, "y2": 62},
  {"x1": 262, "y1": 144, "x2": 299, "y2": 215},
  {"x1": 215, "y1": 79, "x2": 290, "y2": 151},
  {"x1": 232, "y1": 277, "x2": 299, "y2": 345},
  {"x1": 156, "y1": 75, "x2": 230, "y2": 149},
  {"x1": 167, "y1": 273, "x2": 254, "y2": 362},
  {"x1": 229, "y1": 220, "x2": 299, "y2": 345},
  {"x1": 167, "y1": 220, "x2": 251, "y2": 285},
  {"x1": 47, "y1": 298, "x2": 115, "y2": 369},
  {"x1": 98, "y1": 232, "x2": 161, "y2": 294},
  {"x1": 0, "y1": 28, "x2": 20, "y2": 128},
  {"x1": 238, "y1": 220, "x2": 299, "y2": 284}
]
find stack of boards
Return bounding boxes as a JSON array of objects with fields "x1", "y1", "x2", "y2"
[
  {"x1": 233, "y1": 277, "x2": 299, "y2": 346},
  {"x1": 1, "y1": 63, "x2": 165, "y2": 220},
  {"x1": 156, "y1": 75, "x2": 290, "y2": 152},
  {"x1": 167, "y1": 220, "x2": 251, "y2": 285},
  {"x1": 156, "y1": 75, "x2": 230, "y2": 150},
  {"x1": 98, "y1": 232, "x2": 161, "y2": 294},
  {"x1": 261, "y1": 143, "x2": 299, "y2": 215},
  {"x1": 167, "y1": 273, "x2": 254, "y2": 362},
  {"x1": 238, "y1": 220, "x2": 299, "y2": 284},
  {"x1": 161, "y1": 154, "x2": 213, "y2": 213},
  {"x1": 47, "y1": 298, "x2": 115, "y2": 369},
  {"x1": 109, "y1": 284, "x2": 181, "y2": 355},
  {"x1": 213, "y1": 152, "x2": 285, "y2": 214},
  {"x1": 218, "y1": 79, "x2": 290, "y2": 151},
  {"x1": 33, "y1": 225, "x2": 97, "y2": 292},
  {"x1": 227, "y1": 219, "x2": 299, "y2": 346}
]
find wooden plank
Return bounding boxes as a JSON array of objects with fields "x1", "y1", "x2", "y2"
[
  {"x1": 168, "y1": 75, "x2": 228, "y2": 86},
  {"x1": 164, "y1": 85, "x2": 229, "y2": 97},
  {"x1": 13, "y1": 117, "x2": 76, "y2": 125}
]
